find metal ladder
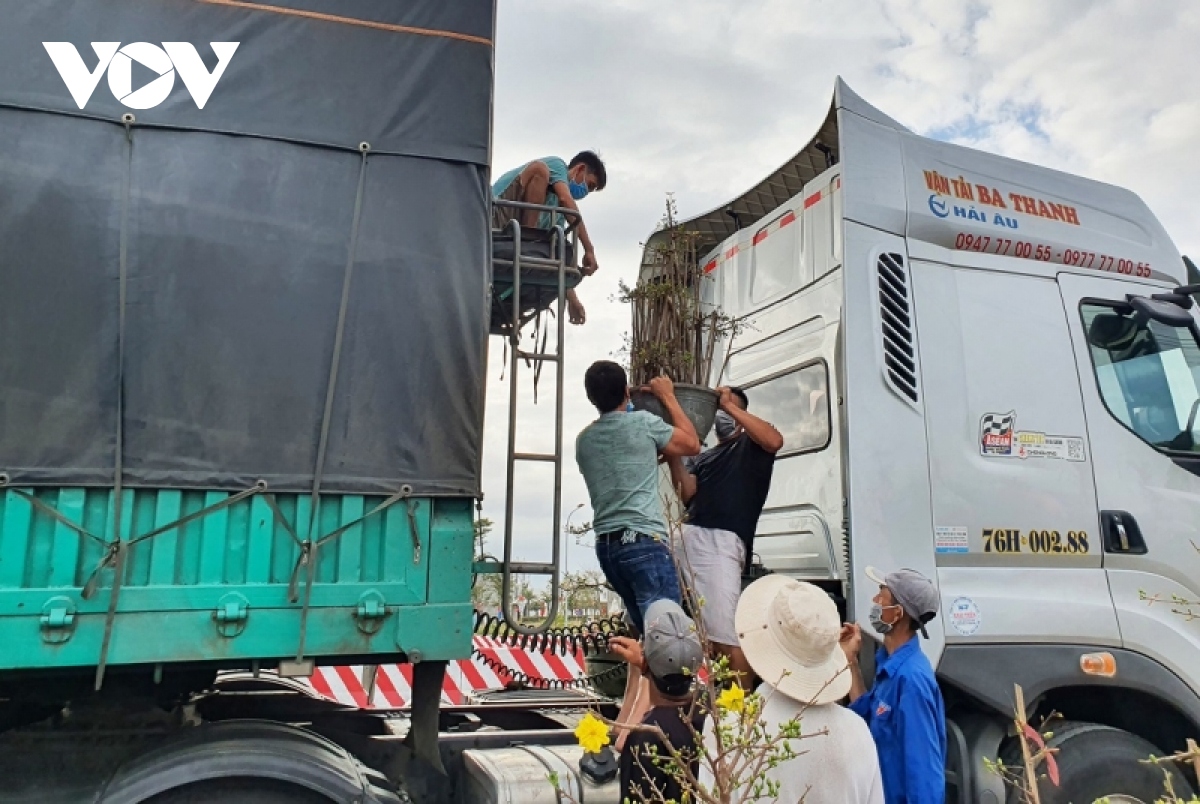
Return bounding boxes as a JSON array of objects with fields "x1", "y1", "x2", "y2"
[{"x1": 485, "y1": 199, "x2": 579, "y2": 634}]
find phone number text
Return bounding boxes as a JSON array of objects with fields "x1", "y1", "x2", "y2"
[{"x1": 954, "y1": 232, "x2": 1152, "y2": 278}]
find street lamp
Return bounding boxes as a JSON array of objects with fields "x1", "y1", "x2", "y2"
[{"x1": 564, "y1": 502, "x2": 585, "y2": 579}]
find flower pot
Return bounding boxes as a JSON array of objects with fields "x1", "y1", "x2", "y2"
[{"x1": 629, "y1": 383, "x2": 720, "y2": 442}]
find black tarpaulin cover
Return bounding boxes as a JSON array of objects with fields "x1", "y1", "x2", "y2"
[{"x1": 0, "y1": 0, "x2": 493, "y2": 496}]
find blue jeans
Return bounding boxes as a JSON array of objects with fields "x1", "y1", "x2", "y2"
[{"x1": 594, "y1": 530, "x2": 682, "y2": 635}]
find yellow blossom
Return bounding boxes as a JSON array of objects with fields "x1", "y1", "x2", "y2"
[
  {"x1": 717, "y1": 683, "x2": 745, "y2": 713},
  {"x1": 574, "y1": 712, "x2": 610, "y2": 754}
]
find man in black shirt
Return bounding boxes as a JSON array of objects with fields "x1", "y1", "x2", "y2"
[
  {"x1": 666, "y1": 386, "x2": 782, "y2": 687},
  {"x1": 609, "y1": 599, "x2": 706, "y2": 803}
]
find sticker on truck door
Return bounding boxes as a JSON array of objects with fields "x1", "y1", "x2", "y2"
[
  {"x1": 979, "y1": 411, "x2": 1085, "y2": 462},
  {"x1": 980, "y1": 412, "x2": 1015, "y2": 455},
  {"x1": 949, "y1": 597, "x2": 982, "y2": 636},
  {"x1": 935, "y1": 526, "x2": 970, "y2": 554}
]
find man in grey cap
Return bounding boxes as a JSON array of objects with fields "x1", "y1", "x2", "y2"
[
  {"x1": 608, "y1": 599, "x2": 706, "y2": 804},
  {"x1": 841, "y1": 567, "x2": 947, "y2": 804}
]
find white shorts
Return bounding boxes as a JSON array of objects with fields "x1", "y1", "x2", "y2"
[{"x1": 673, "y1": 524, "x2": 745, "y2": 648}]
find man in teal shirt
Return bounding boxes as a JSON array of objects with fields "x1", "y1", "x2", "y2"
[
  {"x1": 576, "y1": 360, "x2": 700, "y2": 748},
  {"x1": 492, "y1": 152, "x2": 606, "y2": 324}
]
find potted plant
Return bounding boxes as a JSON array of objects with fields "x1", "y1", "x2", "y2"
[{"x1": 619, "y1": 196, "x2": 742, "y2": 440}]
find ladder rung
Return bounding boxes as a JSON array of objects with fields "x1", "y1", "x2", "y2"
[
  {"x1": 516, "y1": 351, "x2": 560, "y2": 363},
  {"x1": 513, "y1": 452, "x2": 557, "y2": 463},
  {"x1": 493, "y1": 257, "x2": 574, "y2": 270},
  {"x1": 506, "y1": 562, "x2": 557, "y2": 575}
]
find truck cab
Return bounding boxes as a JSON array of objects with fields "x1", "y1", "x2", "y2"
[{"x1": 643, "y1": 78, "x2": 1200, "y2": 803}]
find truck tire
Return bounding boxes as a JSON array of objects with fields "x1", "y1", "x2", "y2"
[
  {"x1": 146, "y1": 778, "x2": 332, "y2": 803},
  {"x1": 1008, "y1": 720, "x2": 1192, "y2": 804}
]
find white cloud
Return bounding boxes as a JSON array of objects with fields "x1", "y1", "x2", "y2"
[{"x1": 485, "y1": 0, "x2": 1200, "y2": 584}]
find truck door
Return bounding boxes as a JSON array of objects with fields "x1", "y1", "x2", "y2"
[
  {"x1": 913, "y1": 262, "x2": 1119, "y2": 646},
  {"x1": 1059, "y1": 273, "x2": 1200, "y2": 685}
]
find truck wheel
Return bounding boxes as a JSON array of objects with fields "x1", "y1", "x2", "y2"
[
  {"x1": 146, "y1": 778, "x2": 332, "y2": 803},
  {"x1": 1008, "y1": 720, "x2": 1192, "y2": 804}
]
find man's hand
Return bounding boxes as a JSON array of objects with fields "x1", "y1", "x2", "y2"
[
  {"x1": 648, "y1": 375, "x2": 675, "y2": 402},
  {"x1": 716, "y1": 385, "x2": 739, "y2": 413},
  {"x1": 653, "y1": 375, "x2": 701, "y2": 458},
  {"x1": 581, "y1": 250, "x2": 599, "y2": 276},
  {"x1": 567, "y1": 291, "x2": 587, "y2": 325},
  {"x1": 608, "y1": 636, "x2": 645, "y2": 670},
  {"x1": 717, "y1": 385, "x2": 785, "y2": 454},
  {"x1": 839, "y1": 622, "x2": 862, "y2": 661}
]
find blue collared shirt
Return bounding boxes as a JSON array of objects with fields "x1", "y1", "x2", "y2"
[{"x1": 849, "y1": 636, "x2": 947, "y2": 804}]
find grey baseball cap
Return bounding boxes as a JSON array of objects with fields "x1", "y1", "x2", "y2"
[
  {"x1": 865, "y1": 567, "x2": 940, "y2": 638},
  {"x1": 642, "y1": 599, "x2": 704, "y2": 695}
]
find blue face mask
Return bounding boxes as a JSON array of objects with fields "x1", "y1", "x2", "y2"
[
  {"x1": 625, "y1": 401, "x2": 635, "y2": 413},
  {"x1": 569, "y1": 180, "x2": 590, "y2": 200}
]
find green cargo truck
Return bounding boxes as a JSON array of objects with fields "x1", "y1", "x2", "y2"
[{"x1": 0, "y1": 2, "x2": 605, "y2": 801}]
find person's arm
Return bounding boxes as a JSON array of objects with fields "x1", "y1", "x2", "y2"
[
  {"x1": 666, "y1": 455, "x2": 698, "y2": 504},
  {"x1": 840, "y1": 623, "x2": 870, "y2": 707},
  {"x1": 846, "y1": 670, "x2": 871, "y2": 714},
  {"x1": 550, "y1": 182, "x2": 598, "y2": 275},
  {"x1": 897, "y1": 676, "x2": 947, "y2": 803},
  {"x1": 718, "y1": 386, "x2": 783, "y2": 454},
  {"x1": 566, "y1": 288, "x2": 586, "y2": 325},
  {"x1": 649, "y1": 376, "x2": 700, "y2": 458},
  {"x1": 609, "y1": 636, "x2": 650, "y2": 753}
]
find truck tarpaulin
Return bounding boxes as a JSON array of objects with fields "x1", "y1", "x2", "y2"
[{"x1": 0, "y1": 0, "x2": 493, "y2": 496}]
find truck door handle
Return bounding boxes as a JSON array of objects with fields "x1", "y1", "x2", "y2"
[
  {"x1": 1115, "y1": 520, "x2": 1129, "y2": 551},
  {"x1": 1101, "y1": 511, "x2": 1147, "y2": 555}
]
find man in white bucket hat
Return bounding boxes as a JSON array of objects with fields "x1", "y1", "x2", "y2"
[{"x1": 702, "y1": 575, "x2": 883, "y2": 803}]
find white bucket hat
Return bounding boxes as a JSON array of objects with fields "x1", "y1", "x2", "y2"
[{"x1": 736, "y1": 575, "x2": 851, "y2": 705}]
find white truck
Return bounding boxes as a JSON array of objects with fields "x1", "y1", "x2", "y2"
[{"x1": 642, "y1": 78, "x2": 1200, "y2": 803}]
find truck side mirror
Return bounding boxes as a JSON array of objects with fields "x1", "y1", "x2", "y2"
[
  {"x1": 1183, "y1": 255, "x2": 1200, "y2": 286},
  {"x1": 1128, "y1": 294, "x2": 1196, "y2": 327}
]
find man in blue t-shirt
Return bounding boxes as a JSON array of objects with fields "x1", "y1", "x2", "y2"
[
  {"x1": 492, "y1": 152, "x2": 606, "y2": 324},
  {"x1": 576, "y1": 360, "x2": 699, "y2": 748},
  {"x1": 842, "y1": 566, "x2": 947, "y2": 804}
]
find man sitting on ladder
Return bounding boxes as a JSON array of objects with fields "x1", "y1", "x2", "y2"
[{"x1": 491, "y1": 151, "x2": 606, "y2": 325}]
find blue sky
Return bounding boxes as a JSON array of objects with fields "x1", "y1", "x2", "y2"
[{"x1": 484, "y1": 0, "x2": 1200, "y2": 580}]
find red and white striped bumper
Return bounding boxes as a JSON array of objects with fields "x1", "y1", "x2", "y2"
[{"x1": 304, "y1": 636, "x2": 588, "y2": 708}]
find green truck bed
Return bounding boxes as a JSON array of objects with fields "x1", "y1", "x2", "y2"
[{"x1": 0, "y1": 488, "x2": 473, "y2": 673}]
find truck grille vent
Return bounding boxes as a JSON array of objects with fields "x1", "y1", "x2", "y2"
[{"x1": 877, "y1": 252, "x2": 919, "y2": 402}]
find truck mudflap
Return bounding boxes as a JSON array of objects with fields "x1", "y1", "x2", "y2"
[
  {"x1": 97, "y1": 720, "x2": 401, "y2": 804},
  {"x1": 939, "y1": 643, "x2": 1200, "y2": 731}
]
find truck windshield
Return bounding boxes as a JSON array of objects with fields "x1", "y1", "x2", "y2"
[{"x1": 1083, "y1": 303, "x2": 1200, "y2": 454}]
